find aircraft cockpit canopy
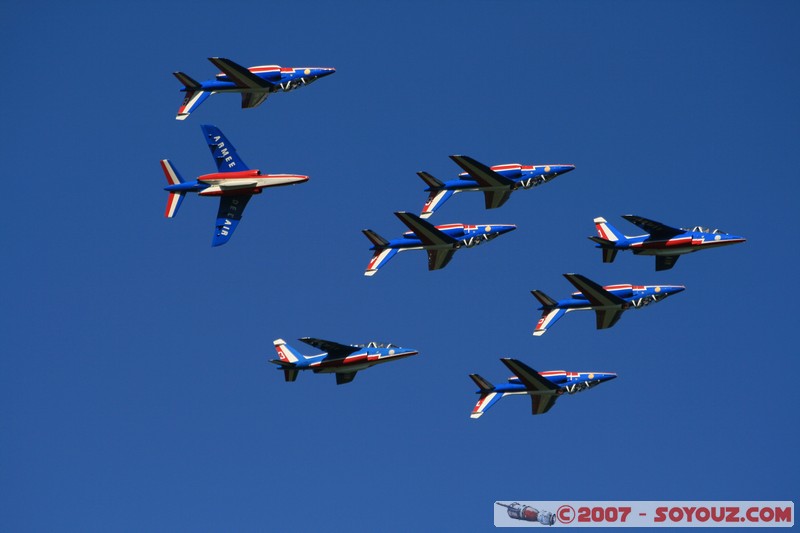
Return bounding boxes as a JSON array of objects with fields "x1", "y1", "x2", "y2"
[
  {"x1": 355, "y1": 342, "x2": 400, "y2": 349},
  {"x1": 686, "y1": 226, "x2": 723, "y2": 234}
]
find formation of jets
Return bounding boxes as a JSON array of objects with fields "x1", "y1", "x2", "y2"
[{"x1": 160, "y1": 56, "x2": 746, "y2": 419}]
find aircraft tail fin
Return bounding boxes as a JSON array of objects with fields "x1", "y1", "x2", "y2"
[
  {"x1": 594, "y1": 217, "x2": 627, "y2": 242},
  {"x1": 420, "y1": 189, "x2": 455, "y2": 219},
  {"x1": 588, "y1": 236, "x2": 619, "y2": 263},
  {"x1": 173, "y1": 72, "x2": 211, "y2": 120},
  {"x1": 364, "y1": 248, "x2": 399, "y2": 277},
  {"x1": 470, "y1": 374, "x2": 504, "y2": 419},
  {"x1": 273, "y1": 338, "x2": 306, "y2": 364},
  {"x1": 533, "y1": 307, "x2": 568, "y2": 336},
  {"x1": 531, "y1": 290, "x2": 557, "y2": 309},
  {"x1": 160, "y1": 160, "x2": 186, "y2": 218}
]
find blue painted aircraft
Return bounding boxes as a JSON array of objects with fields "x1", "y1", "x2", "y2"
[
  {"x1": 470, "y1": 358, "x2": 617, "y2": 418},
  {"x1": 271, "y1": 338, "x2": 418, "y2": 385},
  {"x1": 161, "y1": 124, "x2": 308, "y2": 247},
  {"x1": 362, "y1": 212, "x2": 516, "y2": 275},
  {"x1": 173, "y1": 57, "x2": 335, "y2": 120},
  {"x1": 418, "y1": 155, "x2": 574, "y2": 218},
  {"x1": 590, "y1": 215, "x2": 746, "y2": 271},
  {"x1": 531, "y1": 273, "x2": 685, "y2": 335}
]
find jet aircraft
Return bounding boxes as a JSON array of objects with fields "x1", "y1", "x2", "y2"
[
  {"x1": 532, "y1": 273, "x2": 685, "y2": 335},
  {"x1": 173, "y1": 57, "x2": 335, "y2": 120},
  {"x1": 271, "y1": 338, "x2": 418, "y2": 385},
  {"x1": 362, "y1": 212, "x2": 516, "y2": 275},
  {"x1": 161, "y1": 124, "x2": 308, "y2": 246},
  {"x1": 418, "y1": 155, "x2": 574, "y2": 218},
  {"x1": 590, "y1": 215, "x2": 746, "y2": 270},
  {"x1": 470, "y1": 358, "x2": 617, "y2": 418}
]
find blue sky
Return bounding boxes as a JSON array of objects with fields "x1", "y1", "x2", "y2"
[{"x1": 2, "y1": 1, "x2": 798, "y2": 531}]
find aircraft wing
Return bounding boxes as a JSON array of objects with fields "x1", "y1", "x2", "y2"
[
  {"x1": 656, "y1": 255, "x2": 680, "y2": 271},
  {"x1": 500, "y1": 359, "x2": 559, "y2": 393},
  {"x1": 200, "y1": 124, "x2": 250, "y2": 172},
  {"x1": 426, "y1": 248, "x2": 457, "y2": 271},
  {"x1": 622, "y1": 215, "x2": 683, "y2": 239},
  {"x1": 482, "y1": 190, "x2": 513, "y2": 210},
  {"x1": 563, "y1": 273, "x2": 626, "y2": 307},
  {"x1": 241, "y1": 92, "x2": 270, "y2": 109},
  {"x1": 300, "y1": 337, "x2": 360, "y2": 359},
  {"x1": 394, "y1": 212, "x2": 458, "y2": 246},
  {"x1": 594, "y1": 308, "x2": 626, "y2": 330},
  {"x1": 208, "y1": 57, "x2": 273, "y2": 89},
  {"x1": 449, "y1": 155, "x2": 516, "y2": 188},
  {"x1": 212, "y1": 194, "x2": 252, "y2": 247},
  {"x1": 530, "y1": 395, "x2": 559, "y2": 415},
  {"x1": 335, "y1": 372, "x2": 357, "y2": 385}
]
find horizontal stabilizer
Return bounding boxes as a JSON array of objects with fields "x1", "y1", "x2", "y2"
[
  {"x1": 588, "y1": 236, "x2": 619, "y2": 263},
  {"x1": 362, "y1": 229, "x2": 389, "y2": 248},
  {"x1": 173, "y1": 71, "x2": 201, "y2": 89},
  {"x1": 417, "y1": 171, "x2": 444, "y2": 188},
  {"x1": 469, "y1": 373, "x2": 494, "y2": 392},
  {"x1": 531, "y1": 290, "x2": 557, "y2": 308}
]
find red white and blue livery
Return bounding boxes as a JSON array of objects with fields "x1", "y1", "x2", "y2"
[
  {"x1": 161, "y1": 124, "x2": 308, "y2": 246},
  {"x1": 590, "y1": 215, "x2": 746, "y2": 271},
  {"x1": 271, "y1": 338, "x2": 418, "y2": 385},
  {"x1": 362, "y1": 212, "x2": 516, "y2": 275},
  {"x1": 470, "y1": 358, "x2": 617, "y2": 418},
  {"x1": 418, "y1": 155, "x2": 574, "y2": 218},
  {"x1": 532, "y1": 273, "x2": 685, "y2": 336},
  {"x1": 173, "y1": 57, "x2": 335, "y2": 120}
]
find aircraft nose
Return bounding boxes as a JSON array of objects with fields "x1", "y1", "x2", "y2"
[
  {"x1": 317, "y1": 67, "x2": 336, "y2": 77},
  {"x1": 668, "y1": 285, "x2": 686, "y2": 294},
  {"x1": 498, "y1": 224, "x2": 517, "y2": 234},
  {"x1": 556, "y1": 164, "x2": 576, "y2": 174}
]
